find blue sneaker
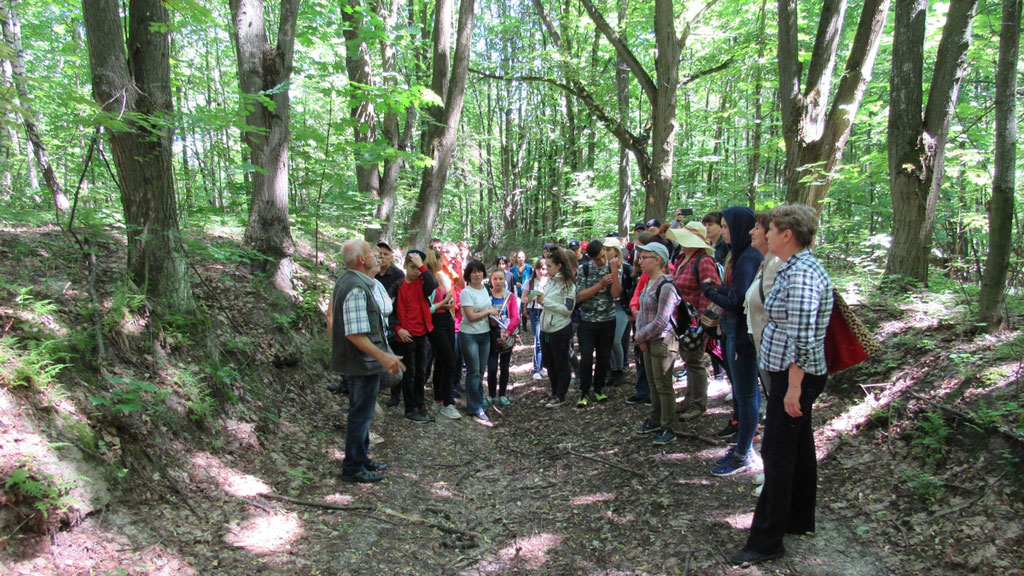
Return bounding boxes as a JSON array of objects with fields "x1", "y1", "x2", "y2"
[
  {"x1": 715, "y1": 447, "x2": 735, "y2": 467},
  {"x1": 712, "y1": 453, "x2": 756, "y2": 477}
]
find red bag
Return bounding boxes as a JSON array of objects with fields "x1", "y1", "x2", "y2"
[{"x1": 824, "y1": 289, "x2": 879, "y2": 374}]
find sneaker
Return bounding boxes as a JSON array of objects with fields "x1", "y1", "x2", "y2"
[
  {"x1": 609, "y1": 371, "x2": 625, "y2": 387},
  {"x1": 679, "y1": 407, "x2": 706, "y2": 421},
  {"x1": 483, "y1": 396, "x2": 492, "y2": 407},
  {"x1": 753, "y1": 472, "x2": 765, "y2": 485},
  {"x1": 712, "y1": 453, "x2": 757, "y2": 477},
  {"x1": 652, "y1": 429, "x2": 677, "y2": 445},
  {"x1": 716, "y1": 419, "x2": 739, "y2": 438},
  {"x1": 405, "y1": 411, "x2": 431, "y2": 424},
  {"x1": 626, "y1": 395, "x2": 649, "y2": 405},
  {"x1": 715, "y1": 447, "x2": 736, "y2": 466},
  {"x1": 729, "y1": 546, "x2": 784, "y2": 566},
  {"x1": 576, "y1": 396, "x2": 589, "y2": 408},
  {"x1": 532, "y1": 372, "x2": 543, "y2": 381},
  {"x1": 541, "y1": 369, "x2": 548, "y2": 377},
  {"x1": 497, "y1": 396, "x2": 511, "y2": 406},
  {"x1": 472, "y1": 412, "x2": 492, "y2": 426},
  {"x1": 341, "y1": 469, "x2": 384, "y2": 483},
  {"x1": 636, "y1": 419, "x2": 660, "y2": 435},
  {"x1": 440, "y1": 404, "x2": 462, "y2": 419},
  {"x1": 593, "y1": 392, "x2": 608, "y2": 402},
  {"x1": 369, "y1": 432, "x2": 385, "y2": 445},
  {"x1": 545, "y1": 397, "x2": 566, "y2": 408},
  {"x1": 725, "y1": 391, "x2": 734, "y2": 402},
  {"x1": 538, "y1": 395, "x2": 552, "y2": 406}
]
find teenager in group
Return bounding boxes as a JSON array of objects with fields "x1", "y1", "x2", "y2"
[
  {"x1": 509, "y1": 250, "x2": 532, "y2": 333},
  {"x1": 702, "y1": 211, "x2": 732, "y2": 385},
  {"x1": 667, "y1": 222, "x2": 720, "y2": 421},
  {"x1": 633, "y1": 235, "x2": 682, "y2": 446},
  {"x1": 603, "y1": 236, "x2": 634, "y2": 388},
  {"x1": 701, "y1": 207, "x2": 764, "y2": 476},
  {"x1": 425, "y1": 249, "x2": 460, "y2": 420},
  {"x1": 574, "y1": 239, "x2": 621, "y2": 407},
  {"x1": 730, "y1": 204, "x2": 833, "y2": 566},
  {"x1": 391, "y1": 250, "x2": 438, "y2": 423},
  {"x1": 494, "y1": 255, "x2": 514, "y2": 293},
  {"x1": 458, "y1": 260, "x2": 498, "y2": 425},
  {"x1": 523, "y1": 257, "x2": 551, "y2": 380},
  {"x1": 486, "y1": 269, "x2": 520, "y2": 406},
  {"x1": 537, "y1": 246, "x2": 577, "y2": 407}
]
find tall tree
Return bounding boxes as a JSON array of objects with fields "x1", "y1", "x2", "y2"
[
  {"x1": 776, "y1": 0, "x2": 890, "y2": 210},
  {"x1": 81, "y1": 0, "x2": 192, "y2": 311},
  {"x1": 407, "y1": 0, "x2": 475, "y2": 248},
  {"x1": 977, "y1": 0, "x2": 1019, "y2": 330},
  {"x1": 229, "y1": 0, "x2": 300, "y2": 293},
  {"x1": 614, "y1": 0, "x2": 631, "y2": 235},
  {"x1": 885, "y1": 0, "x2": 978, "y2": 283},
  {"x1": 0, "y1": 0, "x2": 70, "y2": 216}
]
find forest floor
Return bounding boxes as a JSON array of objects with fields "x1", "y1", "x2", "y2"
[{"x1": 0, "y1": 224, "x2": 1022, "y2": 575}]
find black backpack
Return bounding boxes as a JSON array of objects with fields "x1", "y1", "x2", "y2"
[{"x1": 653, "y1": 277, "x2": 704, "y2": 351}]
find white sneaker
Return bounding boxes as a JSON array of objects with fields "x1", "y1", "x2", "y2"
[
  {"x1": 753, "y1": 472, "x2": 765, "y2": 485},
  {"x1": 369, "y1": 432, "x2": 385, "y2": 445},
  {"x1": 725, "y1": 391, "x2": 734, "y2": 402},
  {"x1": 532, "y1": 372, "x2": 543, "y2": 381},
  {"x1": 441, "y1": 404, "x2": 462, "y2": 419},
  {"x1": 541, "y1": 369, "x2": 548, "y2": 377},
  {"x1": 753, "y1": 483, "x2": 763, "y2": 497}
]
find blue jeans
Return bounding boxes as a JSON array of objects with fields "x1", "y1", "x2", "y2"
[
  {"x1": 529, "y1": 308, "x2": 543, "y2": 374},
  {"x1": 459, "y1": 331, "x2": 490, "y2": 416},
  {"x1": 610, "y1": 308, "x2": 627, "y2": 371},
  {"x1": 723, "y1": 313, "x2": 760, "y2": 459},
  {"x1": 342, "y1": 374, "x2": 380, "y2": 475}
]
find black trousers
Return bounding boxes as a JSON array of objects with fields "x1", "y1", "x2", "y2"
[
  {"x1": 541, "y1": 323, "x2": 574, "y2": 399},
  {"x1": 745, "y1": 369, "x2": 828, "y2": 553},
  {"x1": 429, "y1": 313, "x2": 456, "y2": 406},
  {"x1": 397, "y1": 334, "x2": 429, "y2": 414},
  {"x1": 577, "y1": 318, "x2": 616, "y2": 395}
]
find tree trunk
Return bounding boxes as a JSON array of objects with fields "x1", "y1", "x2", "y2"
[
  {"x1": 747, "y1": 0, "x2": 769, "y2": 209},
  {"x1": 229, "y1": 0, "x2": 299, "y2": 293},
  {"x1": 615, "y1": 0, "x2": 631, "y2": 236},
  {"x1": 0, "y1": 0, "x2": 70, "y2": 216},
  {"x1": 407, "y1": 0, "x2": 475, "y2": 248},
  {"x1": 81, "y1": 0, "x2": 192, "y2": 312},
  {"x1": 977, "y1": 0, "x2": 1019, "y2": 330},
  {"x1": 777, "y1": 0, "x2": 890, "y2": 212},
  {"x1": 376, "y1": 0, "x2": 412, "y2": 243},
  {"x1": 885, "y1": 0, "x2": 978, "y2": 283}
]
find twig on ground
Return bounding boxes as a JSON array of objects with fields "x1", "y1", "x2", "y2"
[
  {"x1": 927, "y1": 470, "x2": 1007, "y2": 523},
  {"x1": 455, "y1": 462, "x2": 485, "y2": 486},
  {"x1": 674, "y1": 430, "x2": 721, "y2": 445},
  {"x1": 910, "y1": 392, "x2": 1024, "y2": 444},
  {"x1": 567, "y1": 445, "x2": 644, "y2": 478}
]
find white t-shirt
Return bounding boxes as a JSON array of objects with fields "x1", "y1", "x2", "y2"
[{"x1": 459, "y1": 285, "x2": 492, "y2": 335}]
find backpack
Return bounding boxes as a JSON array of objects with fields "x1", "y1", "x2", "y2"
[
  {"x1": 571, "y1": 262, "x2": 593, "y2": 324},
  {"x1": 690, "y1": 253, "x2": 723, "y2": 339},
  {"x1": 653, "y1": 277, "x2": 704, "y2": 351}
]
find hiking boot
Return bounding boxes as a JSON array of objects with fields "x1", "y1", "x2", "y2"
[
  {"x1": 652, "y1": 429, "x2": 677, "y2": 446},
  {"x1": 716, "y1": 419, "x2": 739, "y2": 438},
  {"x1": 636, "y1": 419, "x2": 660, "y2": 435},
  {"x1": 626, "y1": 395, "x2": 650, "y2": 405},
  {"x1": 576, "y1": 396, "x2": 589, "y2": 408},
  {"x1": 342, "y1": 469, "x2": 384, "y2": 483},
  {"x1": 593, "y1": 392, "x2": 608, "y2": 403}
]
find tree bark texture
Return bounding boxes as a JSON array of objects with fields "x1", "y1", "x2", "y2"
[
  {"x1": 1, "y1": 0, "x2": 70, "y2": 216},
  {"x1": 885, "y1": 0, "x2": 978, "y2": 283},
  {"x1": 615, "y1": 0, "x2": 631, "y2": 236},
  {"x1": 777, "y1": 0, "x2": 890, "y2": 211},
  {"x1": 230, "y1": 0, "x2": 299, "y2": 293},
  {"x1": 977, "y1": 0, "x2": 1019, "y2": 330},
  {"x1": 407, "y1": 0, "x2": 475, "y2": 248},
  {"x1": 81, "y1": 0, "x2": 192, "y2": 312}
]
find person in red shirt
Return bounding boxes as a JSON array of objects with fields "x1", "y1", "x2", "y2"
[{"x1": 391, "y1": 250, "x2": 439, "y2": 423}]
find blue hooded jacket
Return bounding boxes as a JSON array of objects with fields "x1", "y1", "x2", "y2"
[{"x1": 702, "y1": 206, "x2": 763, "y2": 353}]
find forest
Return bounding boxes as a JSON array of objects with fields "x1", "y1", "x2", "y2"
[{"x1": 0, "y1": 0, "x2": 1022, "y2": 573}]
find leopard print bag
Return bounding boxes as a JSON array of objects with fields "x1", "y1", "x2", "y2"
[{"x1": 825, "y1": 288, "x2": 880, "y2": 373}]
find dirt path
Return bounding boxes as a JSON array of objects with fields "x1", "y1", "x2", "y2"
[{"x1": 3, "y1": 338, "x2": 894, "y2": 575}]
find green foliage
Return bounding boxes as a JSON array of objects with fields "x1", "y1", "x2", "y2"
[
  {"x1": 4, "y1": 464, "x2": 77, "y2": 520},
  {"x1": 967, "y1": 401, "x2": 1024, "y2": 435},
  {"x1": 899, "y1": 468, "x2": 945, "y2": 504},
  {"x1": 90, "y1": 376, "x2": 163, "y2": 415},
  {"x1": 0, "y1": 337, "x2": 68, "y2": 390},
  {"x1": 909, "y1": 411, "x2": 953, "y2": 464}
]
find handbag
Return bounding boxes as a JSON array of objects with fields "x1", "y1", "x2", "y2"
[{"x1": 824, "y1": 289, "x2": 880, "y2": 373}]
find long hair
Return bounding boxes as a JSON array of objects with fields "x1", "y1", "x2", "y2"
[{"x1": 546, "y1": 246, "x2": 577, "y2": 287}]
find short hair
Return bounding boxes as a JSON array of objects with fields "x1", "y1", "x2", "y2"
[
  {"x1": 702, "y1": 212, "x2": 722, "y2": 226},
  {"x1": 490, "y1": 268, "x2": 507, "y2": 280},
  {"x1": 769, "y1": 204, "x2": 818, "y2": 248},
  {"x1": 754, "y1": 211, "x2": 771, "y2": 231},
  {"x1": 430, "y1": 237, "x2": 442, "y2": 245},
  {"x1": 585, "y1": 239, "x2": 604, "y2": 259},
  {"x1": 463, "y1": 259, "x2": 487, "y2": 282},
  {"x1": 342, "y1": 239, "x2": 369, "y2": 268}
]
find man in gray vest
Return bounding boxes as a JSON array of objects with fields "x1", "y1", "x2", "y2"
[{"x1": 328, "y1": 239, "x2": 405, "y2": 483}]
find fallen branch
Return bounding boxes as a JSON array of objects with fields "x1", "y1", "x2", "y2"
[
  {"x1": 567, "y1": 446, "x2": 644, "y2": 478},
  {"x1": 379, "y1": 506, "x2": 482, "y2": 541},
  {"x1": 927, "y1": 471, "x2": 1007, "y2": 523},
  {"x1": 910, "y1": 392, "x2": 1024, "y2": 444}
]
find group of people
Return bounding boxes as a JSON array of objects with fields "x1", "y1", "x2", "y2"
[{"x1": 329, "y1": 204, "x2": 834, "y2": 566}]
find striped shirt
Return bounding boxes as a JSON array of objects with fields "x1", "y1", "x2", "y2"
[{"x1": 760, "y1": 249, "x2": 833, "y2": 375}]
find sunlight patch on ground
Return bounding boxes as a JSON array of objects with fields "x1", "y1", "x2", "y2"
[
  {"x1": 430, "y1": 481, "x2": 456, "y2": 499},
  {"x1": 600, "y1": 509, "x2": 636, "y2": 524},
  {"x1": 654, "y1": 451, "x2": 696, "y2": 463},
  {"x1": 220, "y1": 418, "x2": 260, "y2": 451},
  {"x1": 675, "y1": 477, "x2": 717, "y2": 487},
  {"x1": 223, "y1": 512, "x2": 303, "y2": 554},
  {"x1": 328, "y1": 447, "x2": 344, "y2": 461},
  {"x1": 189, "y1": 451, "x2": 271, "y2": 497},
  {"x1": 324, "y1": 493, "x2": 356, "y2": 505},
  {"x1": 571, "y1": 492, "x2": 616, "y2": 506},
  {"x1": 475, "y1": 532, "x2": 562, "y2": 573},
  {"x1": 717, "y1": 510, "x2": 754, "y2": 530}
]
